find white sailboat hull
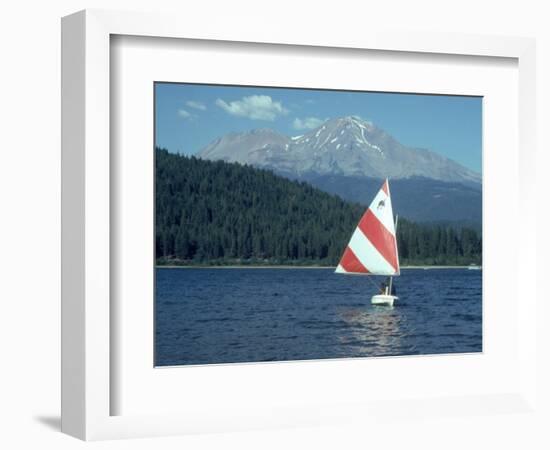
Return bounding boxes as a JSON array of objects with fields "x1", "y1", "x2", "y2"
[{"x1": 371, "y1": 294, "x2": 398, "y2": 306}]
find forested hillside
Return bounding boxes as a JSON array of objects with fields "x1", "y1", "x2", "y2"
[{"x1": 156, "y1": 148, "x2": 481, "y2": 266}]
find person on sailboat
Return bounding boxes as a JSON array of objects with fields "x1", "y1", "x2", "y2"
[{"x1": 380, "y1": 277, "x2": 396, "y2": 296}]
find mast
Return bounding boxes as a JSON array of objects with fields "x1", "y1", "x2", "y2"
[{"x1": 388, "y1": 214, "x2": 399, "y2": 295}]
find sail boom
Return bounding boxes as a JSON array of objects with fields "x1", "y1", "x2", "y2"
[
  {"x1": 334, "y1": 268, "x2": 400, "y2": 277},
  {"x1": 334, "y1": 264, "x2": 400, "y2": 276}
]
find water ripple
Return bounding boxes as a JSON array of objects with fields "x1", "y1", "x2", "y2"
[{"x1": 155, "y1": 268, "x2": 482, "y2": 366}]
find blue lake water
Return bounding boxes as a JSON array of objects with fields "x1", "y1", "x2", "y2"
[{"x1": 155, "y1": 268, "x2": 482, "y2": 366}]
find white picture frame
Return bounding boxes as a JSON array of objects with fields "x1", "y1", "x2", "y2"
[{"x1": 61, "y1": 9, "x2": 537, "y2": 441}]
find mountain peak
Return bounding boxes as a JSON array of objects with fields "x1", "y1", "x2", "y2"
[
  {"x1": 288, "y1": 115, "x2": 383, "y2": 159},
  {"x1": 329, "y1": 115, "x2": 374, "y2": 130}
]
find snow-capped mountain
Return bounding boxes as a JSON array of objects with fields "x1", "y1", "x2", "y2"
[{"x1": 197, "y1": 116, "x2": 481, "y2": 185}]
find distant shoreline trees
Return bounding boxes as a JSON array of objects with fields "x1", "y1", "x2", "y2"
[
  {"x1": 155, "y1": 148, "x2": 481, "y2": 267},
  {"x1": 396, "y1": 218, "x2": 481, "y2": 266}
]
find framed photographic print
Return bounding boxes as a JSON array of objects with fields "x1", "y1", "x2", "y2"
[
  {"x1": 153, "y1": 82, "x2": 483, "y2": 367},
  {"x1": 61, "y1": 9, "x2": 537, "y2": 441}
]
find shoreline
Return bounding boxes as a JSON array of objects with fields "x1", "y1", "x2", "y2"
[{"x1": 156, "y1": 265, "x2": 480, "y2": 270}]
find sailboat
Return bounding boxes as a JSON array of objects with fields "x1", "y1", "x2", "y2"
[{"x1": 335, "y1": 179, "x2": 400, "y2": 306}]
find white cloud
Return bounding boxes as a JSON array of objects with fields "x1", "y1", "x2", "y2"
[
  {"x1": 292, "y1": 116, "x2": 327, "y2": 130},
  {"x1": 215, "y1": 95, "x2": 288, "y2": 121},
  {"x1": 178, "y1": 109, "x2": 193, "y2": 119},
  {"x1": 186, "y1": 100, "x2": 206, "y2": 111}
]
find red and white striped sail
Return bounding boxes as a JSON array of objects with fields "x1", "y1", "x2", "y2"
[{"x1": 335, "y1": 179, "x2": 400, "y2": 276}]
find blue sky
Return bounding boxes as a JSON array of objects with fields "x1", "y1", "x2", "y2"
[{"x1": 155, "y1": 83, "x2": 482, "y2": 173}]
